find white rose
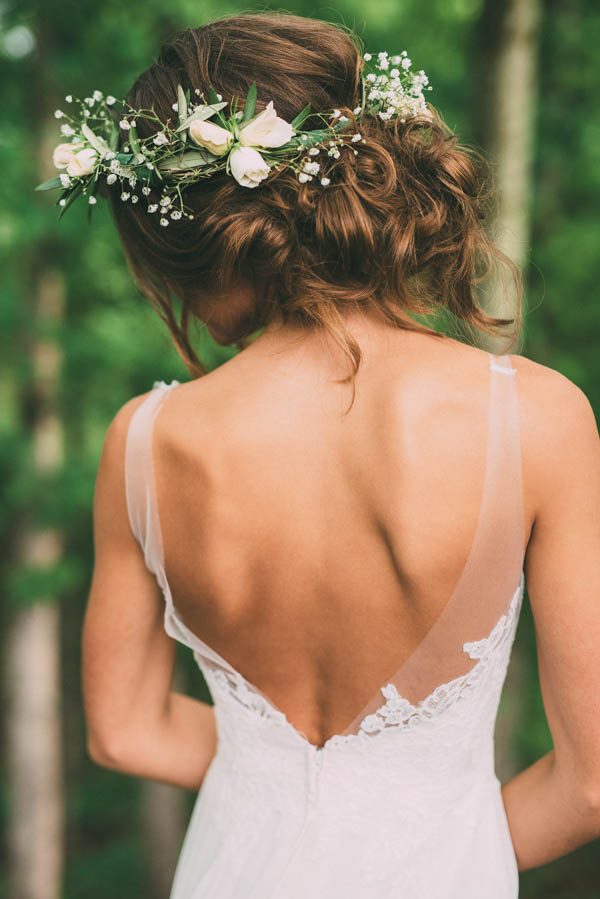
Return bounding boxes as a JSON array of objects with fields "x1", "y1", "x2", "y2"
[
  {"x1": 66, "y1": 147, "x2": 98, "y2": 177},
  {"x1": 229, "y1": 146, "x2": 270, "y2": 188},
  {"x1": 188, "y1": 119, "x2": 233, "y2": 156},
  {"x1": 52, "y1": 141, "x2": 84, "y2": 169},
  {"x1": 239, "y1": 101, "x2": 294, "y2": 149}
]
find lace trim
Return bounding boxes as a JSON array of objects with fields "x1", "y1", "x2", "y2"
[{"x1": 356, "y1": 578, "x2": 524, "y2": 737}]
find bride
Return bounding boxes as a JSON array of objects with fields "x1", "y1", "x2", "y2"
[{"x1": 60, "y1": 11, "x2": 600, "y2": 898}]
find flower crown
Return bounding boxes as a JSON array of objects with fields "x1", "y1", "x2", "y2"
[{"x1": 35, "y1": 50, "x2": 432, "y2": 227}]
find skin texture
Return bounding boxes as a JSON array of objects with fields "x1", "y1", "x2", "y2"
[{"x1": 83, "y1": 300, "x2": 600, "y2": 867}]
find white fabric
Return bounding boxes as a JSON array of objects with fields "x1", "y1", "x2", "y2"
[{"x1": 124, "y1": 354, "x2": 524, "y2": 899}]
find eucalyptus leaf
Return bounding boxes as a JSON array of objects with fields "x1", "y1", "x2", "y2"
[
  {"x1": 174, "y1": 102, "x2": 228, "y2": 133},
  {"x1": 128, "y1": 124, "x2": 141, "y2": 155},
  {"x1": 157, "y1": 149, "x2": 218, "y2": 172},
  {"x1": 35, "y1": 176, "x2": 64, "y2": 191},
  {"x1": 241, "y1": 81, "x2": 257, "y2": 123}
]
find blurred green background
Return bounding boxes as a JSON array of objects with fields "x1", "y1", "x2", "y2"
[{"x1": 1, "y1": 1, "x2": 599, "y2": 897}]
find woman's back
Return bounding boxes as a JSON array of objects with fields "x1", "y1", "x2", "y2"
[{"x1": 141, "y1": 319, "x2": 530, "y2": 748}]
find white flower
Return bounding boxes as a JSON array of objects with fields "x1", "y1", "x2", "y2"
[
  {"x1": 146, "y1": 162, "x2": 154, "y2": 170},
  {"x1": 58, "y1": 198, "x2": 66, "y2": 206},
  {"x1": 141, "y1": 186, "x2": 151, "y2": 195},
  {"x1": 379, "y1": 58, "x2": 389, "y2": 70},
  {"x1": 401, "y1": 57, "x2": 412, "y2": 69},
  {"x1": 351, "y1": 132, "x2": 362, "y2": 142},
  {"x1": 298, "y1": 172, "x2": 311, "y2": 183},
  {"x1": 390, "y1": 68, "x2": 400, "y2": 78},
  {"x1": 84, "y1": 97, "x2": 95, "y2": 107},
  {"x1": 363, "y1": 52, "x2": 372, "y2": 61},
  {"x1": 60, "y1": 124, "x2": 75, "y2": 137},
  {"x1": 366, "y1": 73, "x2": 377, "y2": 83},
  {"x1": 229, "y1": 146, "x2": 270, "y2": 188},
  {"x1": 65, "y1": 147, "x2": 97, "y2": 176},
  {"x1": 106, "y1": 173, "x2": 117, "y2": 185},
  {"x1": 59, "y1": 173, "x2": 71, "y2": 188},
  {"x1": 353, "y1": 105, "x2": 362, "y2": 114},
  {"x1": 147, "y1": 204, "x2": 158, "y2": 213},
  {"x1": 159, "y1": 217, "x2": 169, "y2": 227},
  {"x1": 160, "y1": 196, "x2": 172, "y2": 207},
  {"x1": 302, "y1": 160, "x2": 320, "y2": 175},
  {"x1": 391, "y1": 55, "x2": 401, "y2": 65},
  {"x1": 54, "y1": 109, "x2": 64, "y2": 119},
  {"x1": 119, "y1": 118, "x2": 131, "y2": 130},
  {"x1": 320, "y1": 177, "x2": 331, "y2": 186},
  {"x1": 171, "y1": 103, "x2": 178, "y2": 111},
  {"x1": 170, "y1": 209, "x2": 182, "y2": 219},
  {"x1": 307, "y1": 147, "x2": 320, "y2": 156},
  {"x1": 93, "y1": 90, "x2": 103, "y2": 101},
  {"x1": 239, "y1": 100, "x2": 294, "y2": 149},
  {"x1": 188, "y1": 119, "x2": 233, "y2": 156},
  {"x1": 88, "y1": 195, "x2": 97, "y2": 205},
  {"x1": 120, "y1": 191, "x2": 130, "y2": 201},
  {"x1": 152, "y1": 131, "x2": 169, "y2": 147},
  {"x1": 65, "y1": 95, "x2": 73, "y2": 103},
  {"x1": 330, "y1": 109, "x2": 341, "y2": 119},
  {"x1": 106, "y1": 95, "x2": 116, "y2": 105},
  {"x1": 131, "y1": 195, "x2": 139, "y2": 203}
]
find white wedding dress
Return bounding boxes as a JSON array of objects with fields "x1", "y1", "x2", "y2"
[{"x1": 125, "y1": 352, "x2": 525, "y2": 898}]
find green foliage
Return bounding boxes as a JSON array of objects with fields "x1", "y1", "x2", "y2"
[{"x1": 1, "y1": 1, "x2": 598, "y2": 897}]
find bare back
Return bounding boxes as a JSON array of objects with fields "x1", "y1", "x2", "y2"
[{"x1": 134, "y1": 322, "x2": 531, "y2": 748}]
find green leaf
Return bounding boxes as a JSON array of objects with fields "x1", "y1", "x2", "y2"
[
  {"x1": 290, "y1": 103, "x2": 312, "y2": 130},
  {"x1": 58, "y1": 181, "x2": 84, "y2": 219},
  {"x1": 81, "y1": 123, "x2": 111, "y2": 157},
  {"x1": 177, "y1": 84, "x2": 188, "y2": 145},
  {"x1": 157, "y1": 149, "x2": 218, "y2": 172},
  {"x1": 176, "y1": 84, "x2": 188, "y2": 124},
  {"x1": 207, "y1": 86, "x2": 221, "y2": 105},
  {"x1": 240, "y1": 81, "x2": 257, "y2": 124},
  {"x1": 128, "y1": 123, "x2": 141, "y2": 155},
  {"x1": 174, "y1": 102, "x2": 228, "y2": 133},
  {"x1": 35, "y1": 176, "x2": 63, "y2": 191}
]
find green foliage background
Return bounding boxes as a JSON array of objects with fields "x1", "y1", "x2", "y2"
[{"x1": 1, "y1": 0, "x2": 598, "y2": 896}]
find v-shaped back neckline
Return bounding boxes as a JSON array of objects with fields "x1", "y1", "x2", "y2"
[{"x1": 124, "y1": 351, "x2": 525, "y2": 752}]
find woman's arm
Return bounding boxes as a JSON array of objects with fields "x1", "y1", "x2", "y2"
[
  {"x1": 500, "y1": 359, "x2": 600, "y2": 870},
  {"x1": 82, "y1": 393, "x2": 217, "y2": 790}
]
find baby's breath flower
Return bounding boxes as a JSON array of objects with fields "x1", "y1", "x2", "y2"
[
  {"x1": 59, "y1": 174, "x2": 71, "y2": 188},
  {"x1": 106, "y1": 173, "x2": 117, "y2": 185},
  {"x1": 119, "y1": 118, "x2": 131, "y2": 130},
  {"x1": 106, "y1": 95, "x2": 116, "y2": 105},
  {"x1": 54, "y1": 110, "x2": 64, "y2": 119},
  {"x1": 141, "y1": 186, "x2": 151, "y2": 195},
  {"x1": 93, "y1": 90, "x2": 103, "y2": 101},
  {"x1": 88, "y1": 195, "x2": 97, "y2": 205},
  {"x1": 298, "y1": 172, "x2": 312, "y2": 183},
  {"x1": 146, "y1": 162, "x2": 154, "y2": 170},
  {"x1": 366, "y1": 73, "x2": 377, "y2": 83},
  {"x1": 353, "y1": 106, "x2": 362, "y2": 114},
  {"x1": 159, "y1": 217, "x2": 169, "y2": 227},
  {"x1": 65, "y1": 95, "x2": 73, "y2": 103},
  {"x1": 58, "y1": 198, "x2": 67, "y2": 206},
  {"x1": 84, "y1": 97, "x2": 95, "y2": 107},
  {"x1": 60, "y1": 124, "x2": 75, "y2": 137},
  {"x1": 153, "y1": 132, "x2": 169, "y2": 146},
  {"x1": 320, "y1": 177, "x2": 331, "y2": 186},
  {"x1": 351, "y1": 133, "x2": 362, "y2": 142},
  {"x1": 148, "y1": 204, "x2": 159, "y2": 213},
  {"x1": 170, "y1": 209, "x2": 182, "y2": 220},
  {"x1": 131, "y1": 195, "x2": 139, "y2": 203},
  {"x1": 364, "y1": 52, "x2": 372, "y2": 61},
  {"x1": 401, "y1": 57, "x2": 412, "y2": 70},
  {"x1": 120, "y1": 191, "x2": 130, "y2": 201},
  {"x1": 307, "y1": 147, "x2": 320, "y2": 156},
  {"x1": 302, "y1": 160, "x2": 320, "y2": 175},
  {"x1": 171, "y1": 102, "x2": 178, "y2": 111}
]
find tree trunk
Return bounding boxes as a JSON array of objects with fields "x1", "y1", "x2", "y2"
[
  {"x1": 6, "y1": 266, "x2": 66, "y2": 899},
  {"x1": 473, "y1": 0, "x2": 542, "y2": 351}
]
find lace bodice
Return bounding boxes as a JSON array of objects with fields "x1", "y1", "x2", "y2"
[{"x1": 124, "y1": 352, "x2": 525, "y2": 899}]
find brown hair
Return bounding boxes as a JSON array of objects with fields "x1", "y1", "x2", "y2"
[{"x1": 108, "y1": 11, "x2": 522, "y2": 387}]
